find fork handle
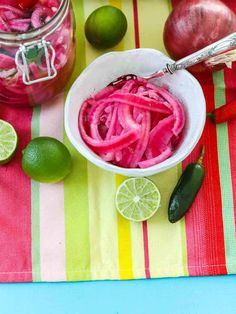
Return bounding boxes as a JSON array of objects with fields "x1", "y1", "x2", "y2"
[{"x1": 158, "y1": 32, "x2": 236, "y2": 77}]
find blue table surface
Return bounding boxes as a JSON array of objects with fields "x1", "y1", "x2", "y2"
[{"x1": 1, "y1": 275, "x2": 236, "y2": 314}]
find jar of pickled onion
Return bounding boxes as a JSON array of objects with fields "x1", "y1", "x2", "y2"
[{"x1": 0, "y1": 0, "x2": 75, "y2": 107}]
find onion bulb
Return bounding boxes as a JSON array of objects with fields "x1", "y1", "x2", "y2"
[{"x1": 163, "y1": 0, "x2": 236, "y2": 72}]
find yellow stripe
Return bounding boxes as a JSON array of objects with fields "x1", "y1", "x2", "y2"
[
  {"x1": 108, "y1": 0, "x2": 134, "y2": 280},
  {"x1": 109, "y1": 0, "x2": 147, "y2": 279},
  {"x1": 138, "y1": 0, "x2": 188, "y2": 277},
  {"x1": 138, "y1": 0, "x2": 169, "y2": 54},
  {"x1": 116, "y1": 175, "x2": 133, "y2": 279},
  {"x1": 148, "y1": 169, "x2": 187, "y2": 277},
  {"x1": 121, "y1": 0, "x2": 147, "y2": 278},
  {"x1": 110, "y1": 0, "x2": 134, "y2": 280},
  {"x1": 84, "y1": 0, "x2": 108, "y2": 65},
  {"x1": 121, "y1": 0, "x2": 136, "y2": 50}
]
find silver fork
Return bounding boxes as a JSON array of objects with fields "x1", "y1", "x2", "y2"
[{"x1": 110, "y1": 32, "x2": 236, "y2": 86}]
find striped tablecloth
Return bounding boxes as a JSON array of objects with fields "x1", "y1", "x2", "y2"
[{"x1": 1, "y1": 0, "x2": 236, "y2": 282}]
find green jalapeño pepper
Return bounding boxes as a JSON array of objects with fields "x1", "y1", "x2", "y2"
[{"x1": 168, "y1": 147, "x2": 205, "y2": 223}]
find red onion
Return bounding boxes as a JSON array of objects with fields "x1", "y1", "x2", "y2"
[{"x1": 163, "y1": 0, "x2": 236, "y2": 72}]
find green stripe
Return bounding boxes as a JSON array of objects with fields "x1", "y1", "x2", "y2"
[
  {"x1": 31, "y1": 106, "x2": 41, "y2": 281},
  {"x1": 64, "y1": 0, "x2": 91, "y2": 281},
  {"x1": 167, "y1": 0, "x2": 173, "y2": 12},
  {"x1": 67, "y1": 0, "x2": 86, "y2": 88},
  {"x1": 213, "y1": 70, "x2": 236, "y2": 274}
]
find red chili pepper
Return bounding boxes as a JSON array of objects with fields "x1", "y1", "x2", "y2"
[
  {"x1": 17, "y1": 0, "x2": 38, "y2": 10},
  {"x1": 207, "y1": 100, "x2": 236, "y2": 123}
]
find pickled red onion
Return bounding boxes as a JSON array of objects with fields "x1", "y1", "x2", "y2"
[
  {"x1": 145, "y1": 114, "x2": 175, "y2": 159},
  {"x1": 0, "y1": 0, "x2": 60, "y2": 33},
  {"x1": 0, "y1": 0, "x2": 74, "y2": 107},
  {"x1": 138, "y1": 147, "x2": 173, "y2": 169},
  {"x1": 78, "y1": 78, "x2": 186, "y2": 169},
  {"x1": 105, "y1": 93, "x2": 171, "y2": 114}
]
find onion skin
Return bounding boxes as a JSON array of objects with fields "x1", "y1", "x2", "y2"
[{"x1": 164, "y1": 0, "x2": 236, "y2": 72}]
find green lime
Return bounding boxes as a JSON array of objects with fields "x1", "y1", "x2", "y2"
[
  {"x1": 22, "y1": 137, "x2": 72, "y2": 183},
  {"x1": 115, "y1": 178, "x2": 161, "y2": 222},
  {"x1": 85, "y1": 5, "x2": 128, "y2": 49},
  {"x1": 0, "y1": 119, "x2": 18, "y2": 165}
]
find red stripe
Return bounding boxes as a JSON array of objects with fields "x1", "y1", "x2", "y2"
[
  {"x1": 170, "y1": 0, "x2": 233, "y2": 276},
  {"x1": 183, "y1": 73, "x2": 227, "y2": 276},
  {"x1": 133, "y1": 0, "x2": 140, "y2": 49},
  {"x1": 142, "y1": 221, "x2": 151, "y2": 278},
  {"x1": 0, "y1": 106, "x2": 33, "y2": 282},
  {"x1": 132, "y1": 0, "x2": 151, "y2": 278},
  {"x1": 224, "y1": 63, "x2": 236, "y2": 231}
]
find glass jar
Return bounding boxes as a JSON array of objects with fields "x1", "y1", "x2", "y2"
[{"x1": 0, "y1": 0, "x2": 75, "y2": 107}]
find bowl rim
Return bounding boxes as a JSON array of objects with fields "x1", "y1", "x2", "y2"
[{"x1": 65, "y1": 48, "x2": 206, "y2": 177}]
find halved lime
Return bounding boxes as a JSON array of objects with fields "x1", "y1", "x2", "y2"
[
  {"x1": 0, "y1": 119, "x2": 18, "y2": 165},
  {"x1": 115, "y1": 178, "x2": 161, "y2": 222}
]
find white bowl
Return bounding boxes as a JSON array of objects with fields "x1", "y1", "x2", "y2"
[{"x1": 65, "y1": 49, "x2": 206, "y2": 177}]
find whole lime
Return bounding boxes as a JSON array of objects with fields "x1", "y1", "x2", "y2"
[
  {"x1": 85, "y1": 5, "x2": 128, "y2": 49},
  {"x1": 22, "y1": 137, "x2": 72, "y2": 183}
]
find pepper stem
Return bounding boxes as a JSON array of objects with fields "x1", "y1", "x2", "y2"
[
  {"x1": 206, "y1": 112, "x2": 215, "y2": 121},
  {"x1": 197, "y1": 146, "x2": 205, "y2": 165}
]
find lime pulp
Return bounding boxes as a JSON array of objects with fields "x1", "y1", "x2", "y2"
[
  {"x1": 0, "y1": 119, "x2": 18, "y2": 165},
  {"x1": 115, "y1": 177, "x2": 161, "y2": 222}
]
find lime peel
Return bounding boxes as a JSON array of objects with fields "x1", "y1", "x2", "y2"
[
  {"x1": 22, "y1": 136, "x2": 72, "y2": 183},
  {"x1": 85, "y1": 5, "x2": 128, "y2": 49},
  {"x1": 115, "y1": 177, "x2": 161, "y2": 222}
]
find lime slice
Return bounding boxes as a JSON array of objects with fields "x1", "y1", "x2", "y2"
[
  {"x1": 0, "y1": 119, "x2": 18, "y2": 165},
  {"x1": 115, "y1": 177, "x2": 161, "y2": 222}
]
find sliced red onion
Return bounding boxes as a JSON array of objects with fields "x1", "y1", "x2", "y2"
[
  {"x1": 146, "y1": 115, "x2": 175, "y2": 159},
  {"x1": 106, "y1": 93, "x2": 171, "y2": 114},
  {"x1": 79, "y1": 100, "x2": 140, "y2": 154},
  {"x1": 147, "y1": 83, "x2": 186, "y2": 135},
  {"x1": 0, "y1": 16, "x2": 10, "y2": 31},
  {"x1": 9, "y1": 19, "x2": 31, "y2": 32},
  {"x1": 129, "y1": 111, "x2": 151, "y2": 168},
  {"x1": 0, "y1": 4, "x2": 26, "y2": 16},
  {"x1": 0, "y1": 68, "x2": 17, "y2": 78},
  {"x1": 31, "y1": 7, "x2": 51, "y2": 28},
  {"x1": 78, "y1": 78, "x2": 186, "y2": 168},
  {"x1": 138, "y1": 147, "x2": 173, "y2": 169},
  {"x1": 0, "y1": 53, "x2": 15, "y2": 69}
]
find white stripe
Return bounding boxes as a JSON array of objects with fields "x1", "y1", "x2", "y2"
[{"x1": 39, "y1": 94, "x2": 66, "y2": 281}]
